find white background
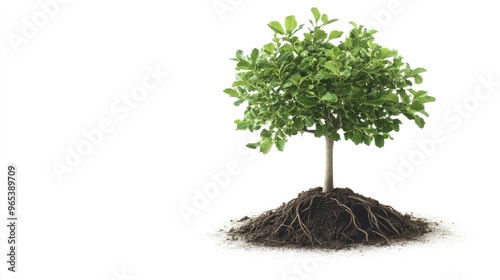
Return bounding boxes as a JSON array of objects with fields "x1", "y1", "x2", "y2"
[{"x1": 1, "y1": 0, "x2": 499, "y2": 279}]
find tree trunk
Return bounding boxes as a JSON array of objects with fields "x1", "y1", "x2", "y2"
[{"x1": 323, "y1": 136, "x2": 334, "y2": 193}]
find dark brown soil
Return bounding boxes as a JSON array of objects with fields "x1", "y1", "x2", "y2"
[{"x1": 229, "y1": 187, "x2": 429, "y2": 249}]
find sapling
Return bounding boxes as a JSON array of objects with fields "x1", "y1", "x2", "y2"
[
  {"x1": 224, "y1": 8, "x2": 434, "y2": 247},
  {"x1": 225, "y1": 7, "x2": 434, "y2": 193}
]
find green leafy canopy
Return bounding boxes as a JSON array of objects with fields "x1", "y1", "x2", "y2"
[{"x1": 225, "y1": 8, "x2": 435, "y2": 154}]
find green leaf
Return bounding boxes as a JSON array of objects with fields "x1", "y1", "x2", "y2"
[
  {"x1": 311, "y1": 8, "x2": 320, "y2": 23},
  {"x1": 223, "y1": 88, "x2": 239, "y2": 97},
  {"x1": 382, "y1": 121, "x2": 393, "y2": 133},
  {"x1": 412, "y1": 90, "x2": 427, "y2": 98},
  {"x1": 246, "y1": 142, "x2": 259, "y2": 149},
  {"x1": 323, "y1": 61, "x2": 340, "y2": 74},
  {"x1": 244, "y1": 109, "x2": 256, "y2": 120},
  {"x1": 340, "y1": 69, "x2": 351, "y2": 77},
  {"x1": 414, "y1": 115, "x2": 425, "y2": 128},
  {"x1": 378, "y1": 48, "x2": 394, "y2": 59},
  {"x1": 275, "y1": 138, "x2": 287, "y2": 151},
  {"x1": 324, "y1": 49, "x2": 336, "y2": 59},
  {"x1": 232, "y1": 81, "x2": 247, "y2": 87},
  {"x1": 235, "y1": 50, "x2": 244, "y2": 60},
  {"x1": 374, "y1": 135, "x2": 385, "y2": 148},
  {"x1": 352, "y1": 133, "x2": 363, "y2": 145},
  {"x1": 236, "y1": 122, "x2": 248, "y2": 130},
  {"x1": 304, "y1": 32, "x2": 312, "y2": 42},
  {"x1": 277, "y1": 51, "x2": 293, "y2": 64},
  {"x1": 314, "y1": 124, "x2": 324, "y2": 137},
  {"x1": 260, "y1": 129, "x2": 272, "y2": 138},
  {"x1": 285, "y1": 15, "x2": 297, "y2": 33},
  {"x1": 321, "y1": 14, "x2": 328, "y2": 24},
  {"x1": 321, "y1": 93, "x2": 338, "y2": 102},
  {"x1": 260, "y1": 138, "x2": 272, "y2": 154},
  {"x1": 414, "y1": 74, "x2": 423, "y2": 84},
  {"x1": 364, "y1": 136, "x2": 373, "y2": 146},
  {"x1": 370, "y1": 99, "x2": 385, "y2": 106},
  {"x1": 422, "y1": 111, "x2": 430, "y2": 118},
  {"x1": 268, "y1": 21, "x2": 285, "y2": 35},
  {"x1": 332, "y1": 131, "x2": 341, "y2": 141},
  {"x1": 419, "y1": 96, "x2": 436, "y2": 103},
  {"x1": 403, "y1": 113, "x2": 415, "y2": 120},
  {"x1": 410, "y1": 101, "x2": 424, "y2": 110},
  {"x1": 235, "y1": 60, "x2": 251, "y2": 70},
  {"x1": 392, "y1": 121, "x2": 400, "y2": 132},
  {"x1": 410, "y1": 68, "x2": 427, "y2": 75},
  {"x1": 328, "y1": 30, "x2": 343, "y2": 40},
  {"x1": 293, "y1": 118, "x2": 304, "y2": 129},
  {"x1": 385, "y1": 93, "x2": 399, "y2": 103},
  {"x1": 250, "y1": 48, "x2": 259, "y2": 63},
  {"x1": 263, "y1": 43, "x2": 275, "y2": 54},
  {"x1": 344, "y1": 37, "x2": 353, "y2": 48},
  {"x1": 305, "y1": 118, "x2": 315, "y2": 127},
  {"x1": 296, "y1": 95, "x2": 318, "y2": 107}
]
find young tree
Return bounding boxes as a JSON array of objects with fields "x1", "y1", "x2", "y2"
[{"x1": 224, "y1": 8, "x2": 435, "y2": 193}]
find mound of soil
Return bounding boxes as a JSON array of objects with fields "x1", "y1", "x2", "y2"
[{"x1": 229, "y1": 187, "x2": 429, "y2": 249}]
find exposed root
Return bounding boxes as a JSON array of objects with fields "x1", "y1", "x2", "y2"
[
  {"x1": 230, "y1": 187, "x2": 429, "y2": 249},
  {"x1": 330, "y1": 198, "x2": 369, "y2": 242}
]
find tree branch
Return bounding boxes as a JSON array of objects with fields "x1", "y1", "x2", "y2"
[
  {"x1": 303, "y1": 127, "x2": 316, "y2": 133},
  {"x1": 336, "y1": 114, "x2": 343, "y2": 130},
  {"x1": 326, "y1": 113, "x2": 334, "y2": 127}
]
